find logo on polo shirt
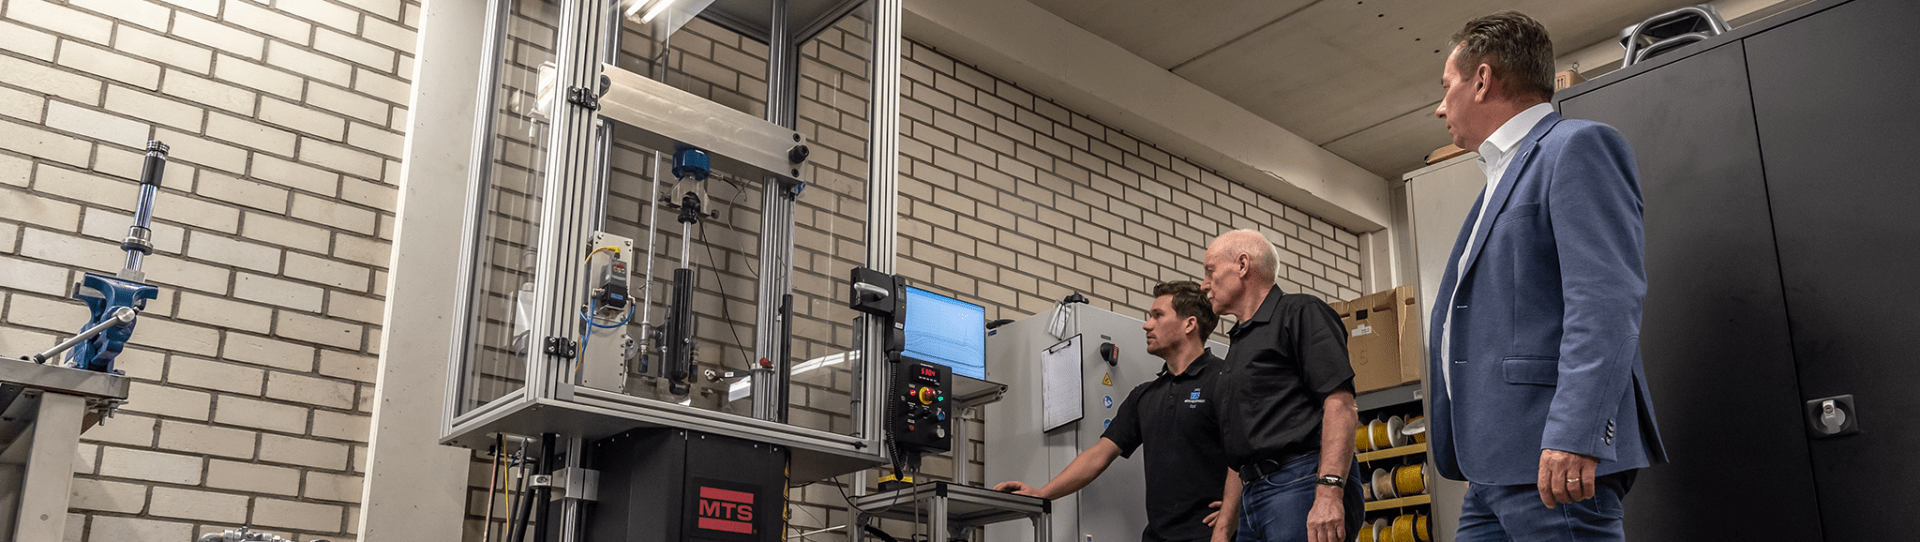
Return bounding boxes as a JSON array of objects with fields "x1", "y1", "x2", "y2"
[{"x1": 1186, "y1": 388, "x2": 1205, "y2": 408}]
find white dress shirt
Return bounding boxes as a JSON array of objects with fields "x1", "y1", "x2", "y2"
[{"x1": 1441, "y1": 102, "x2": 1556, "y2": 397}]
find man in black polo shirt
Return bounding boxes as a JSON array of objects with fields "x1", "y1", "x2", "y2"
[
  {"x1": 994, "y1": 281, "x2": 1235, "y2": 542},
  {"x1": 1202, "y1": 230, "x2": 1363, "y2": 542}
]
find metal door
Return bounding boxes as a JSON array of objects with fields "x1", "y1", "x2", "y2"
[
  {"x1": 1744, "y1": 0, "x2": 1920, "y2": 538},
  {"x1": 1558, "y1": 41, "x2": 1822, "y2": 541}
]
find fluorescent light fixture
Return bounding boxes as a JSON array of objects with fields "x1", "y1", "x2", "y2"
[
  {"x1": 641, "y1": 0, "x2": 679, "y2": 23},
  {"x1": 623, "y1": 0, "x2": 655, "y2": 18},
  {"x1": 727, "y1": 351, "x2": 859, "y2": 402}
]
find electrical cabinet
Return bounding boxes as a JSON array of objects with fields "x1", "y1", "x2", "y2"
[{"x1": 1550, "y1": 0, "x2": 1919, "y2": 539}]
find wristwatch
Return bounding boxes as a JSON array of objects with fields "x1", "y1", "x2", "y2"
[{"x1": 1317, "y1": 475, "x2": 1346, "y2": 487}]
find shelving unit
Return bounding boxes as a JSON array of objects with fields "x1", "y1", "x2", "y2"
[
  {"x1": 1356, "y1": 383, "x2": 1435, "y2": 542},
  {"x1": 1357, "y1": 442, "x2": 1426, "y2": 463},
  {"x1": 1365, "y1": 494, "x2": 1432, "y2": 512}
]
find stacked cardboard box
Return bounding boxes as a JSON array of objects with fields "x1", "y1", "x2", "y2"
[{"x1": 1330, "y1": 286, "x2": 1425, "y2": 393}]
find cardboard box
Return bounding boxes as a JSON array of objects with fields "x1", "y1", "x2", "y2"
[
  {"x1": 1554, "y1": 69, "x2": 1588, "y2": 90},
  {"x1": 1330, "y1": 286, "x2": 1424, "y2": 393},
  {"x1": 1426, "y1": 144, "x2": 1469, "y2": 164}
]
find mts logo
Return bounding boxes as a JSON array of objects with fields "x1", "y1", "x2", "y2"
[{"x1": 695, "y1": 486, "x2": 755, "y2": 534}]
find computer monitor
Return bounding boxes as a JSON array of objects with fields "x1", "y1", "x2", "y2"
[{"x1": 902, "y1": 286, "x2": 987, "y2": 381}]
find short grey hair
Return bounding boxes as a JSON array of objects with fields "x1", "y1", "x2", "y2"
[{"x1": 1222, "y1": 229, "x2": 1279, "y2": 283}]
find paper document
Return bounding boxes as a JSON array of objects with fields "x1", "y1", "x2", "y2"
[{"x1": 1042, "y1": 335, "x2": 1084, "y2": 432}]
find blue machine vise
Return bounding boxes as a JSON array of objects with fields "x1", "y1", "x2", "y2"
[{"x1": 66, "y1": 273, "x2": 159, "y2": 373}]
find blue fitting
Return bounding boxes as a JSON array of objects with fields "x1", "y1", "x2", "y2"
[{"x1": 672, "y1": 148, "x2": 711, "y2": 181}]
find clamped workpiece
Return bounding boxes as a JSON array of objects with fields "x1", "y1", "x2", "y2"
[
  {"x1": 660, "y1": 147, "x2": 712, "y2": 396},
  {"x1": 23, "y1": 141, "x2": 168, "y2": 373}
]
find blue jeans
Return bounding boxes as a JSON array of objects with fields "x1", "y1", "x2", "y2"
[
  {"x1": 1456, "y1": 470, "x2": 1635, "y2": 542},
  {"x1": 1237, "y1": 455, "x2": 1364, "y2": 542}
]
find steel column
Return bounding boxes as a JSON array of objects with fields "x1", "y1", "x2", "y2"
[
  {"x1": 752, "y1": 0, "x2": 801, "y2": 423},
  {"x1": 11, "y1": 393, "x2": 85, "y2": 541},
  {"x1": 858, "y1": 0, "x2": 902, "y2": 442},
  {"x1": 529, "y1": 0, "x2": 615, "y2": 398}
]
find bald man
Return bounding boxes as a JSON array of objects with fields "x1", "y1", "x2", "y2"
[{"x1": 1202, "y1": 230, "x2": 1363, "y2": 542}]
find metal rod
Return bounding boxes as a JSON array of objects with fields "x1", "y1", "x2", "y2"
[
  {"x1": 484, "y1": 435, "x2": 503, "y2": 542},
  {"x1": 638, "y1": 151, "x2": 663, "y2": 375},
  {"x1": 558, "y1": 437, "x2": 585, "y2": 542},
  {"x1": 31, "y1": 307, "x2": 135, "y2": 364}
]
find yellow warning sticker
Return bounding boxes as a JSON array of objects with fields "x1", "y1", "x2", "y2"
[{"x1": 1101, "y1": 373, "x2": 1112, "y2": 386}]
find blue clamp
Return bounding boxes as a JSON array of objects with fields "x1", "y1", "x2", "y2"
[
  {"x1": 68, "y1": 272, "x2": 158, "y2": 373},
  {"x1": 672, "y1": 147, "x2": 711, "y2": 181}
]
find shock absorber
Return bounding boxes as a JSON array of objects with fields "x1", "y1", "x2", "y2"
[{"x1": 662, "y1": 147, "x2": 710, "y2": 396}]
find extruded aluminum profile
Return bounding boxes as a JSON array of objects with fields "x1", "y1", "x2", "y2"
[{"x1": 597, "y1": 63, "x2": 809, "y2": 185}]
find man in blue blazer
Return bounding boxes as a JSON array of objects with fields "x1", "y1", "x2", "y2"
[{"x1": 1426, "y1": 12, "x2": 1667, "y2": 541}]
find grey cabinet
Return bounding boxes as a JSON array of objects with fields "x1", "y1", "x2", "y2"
[{"x1": 1555, "y1": 0, "x2": 1920, "y2": 539}]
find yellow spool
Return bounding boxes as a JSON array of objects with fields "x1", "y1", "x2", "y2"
[
  {"x1": 1370, "y1": 419, "x2": 1391, "y2": 450},
  {"x1": 1407, "y1": 415, "x2": 1427, "y2": 444},
  {"x1": 1392, "y1": 514, "x2": 1416, "y2": 542},
  {"x1": 1394, "y1": 463, "x2": 1426, "y2": 496},
  {"x1": 1372, "y1": 518, "x2": 1392, "y2": 542},
  {"x1": 1356, "y1": 425, "x2": 1374, "y2": 452},
  {"x1": 1358, "y1": 522, "x2": 1375, "y2": 542},
  {"x1": 1371, "y1": 467, "x2": 1397, "y2": 500},
  {"x1": 1416, "y1": 513, "x2": 1430, "y2": 542}
]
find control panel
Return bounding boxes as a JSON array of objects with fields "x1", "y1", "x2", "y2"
[{"x1": 889, "y1": 360, "x2": 953, "y2": 454}]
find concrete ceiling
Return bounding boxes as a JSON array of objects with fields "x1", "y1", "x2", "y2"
[{"x1": 1025, "y1": 0, "x2": 1706, "y2": 180}]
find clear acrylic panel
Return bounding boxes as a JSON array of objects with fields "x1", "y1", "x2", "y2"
[
  {"x1": 456, "y1": 0, "x2": 563, "y2": 418},
  {"x1": 586, "y1": 9, "x2": 871, "y2": 434}
]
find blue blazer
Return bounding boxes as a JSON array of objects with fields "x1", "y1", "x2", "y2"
[{"x1": 1426, "y1": 112, "x2": 1668, "y2": 486}]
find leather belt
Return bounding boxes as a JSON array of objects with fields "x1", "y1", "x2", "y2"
[{"x1": 1236, "y1": 451, "x2": 1317, "y2": 483}]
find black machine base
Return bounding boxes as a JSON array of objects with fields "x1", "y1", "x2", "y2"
[{"x1": 589, "y1": 428, "x2": 788, "y2": 542}]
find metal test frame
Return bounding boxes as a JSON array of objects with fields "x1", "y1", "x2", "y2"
[{"x1": 441, "y1": 0, "x2": 909, "y2": 516}]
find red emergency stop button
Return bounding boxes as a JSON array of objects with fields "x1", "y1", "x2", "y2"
[{"x1": 917, "y1": 386, "x2": 936, "y2": 405}]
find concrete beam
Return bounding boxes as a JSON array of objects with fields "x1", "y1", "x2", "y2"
[
  {"x1": 356, "y1": 0, "x2": 487, "y2": 538},
  {"x1": 902, "y1": 0, "x2": 1391, "y2": 233}
]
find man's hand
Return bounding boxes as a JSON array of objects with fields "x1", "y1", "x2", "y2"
[
  {"x1": 1537, "y1": 449, "x2": 1599, "y2": 508},
  {"x1": 1306, "y1": 488, "x2": 1344, "y2": 542},
  {"x1": 993, "y1": 481, "x2": 1043, "y2": 497},
  {"x1": 1204, "y1": 501, "x2": 1224, "y2": 527}
]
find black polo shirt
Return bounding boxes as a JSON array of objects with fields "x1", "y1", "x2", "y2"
[
  {"x1": 1100, "y1": 349, "x2": 1231, "y2": 542},
  {"x1": 1218, "y1": 286, "x2": 1355, "y2": 468}
]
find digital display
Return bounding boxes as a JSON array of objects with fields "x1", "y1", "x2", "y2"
[
  {"x1": 919, "y1": 366, "x2": 938, "y2": 378},
  {"x1": 902, "y1": 286, "x2": 987, "y2": 380}
]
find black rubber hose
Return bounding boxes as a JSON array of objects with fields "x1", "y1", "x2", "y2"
[
  {"x1": 506, "y1": 447, "x2": 537, "y2": 542},
  {"x1": 533, "y1": 433, "x2": 558, "y2": 542},
  {"x1": 863, "y1": 524, "x2": 902, "y2": 542}
]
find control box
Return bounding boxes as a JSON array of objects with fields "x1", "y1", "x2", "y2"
[{"x1": 890, "y1": 359, "x2": 953, "y2": 454}]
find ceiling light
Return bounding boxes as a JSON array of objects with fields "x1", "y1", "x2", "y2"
[{"x1": 641, "y1": 0, "x2": 679, "y2": 23}]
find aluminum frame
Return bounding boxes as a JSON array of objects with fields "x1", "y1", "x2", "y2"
[{"x1": 443, "y1": 0, "x2": 901, "y2": 483}]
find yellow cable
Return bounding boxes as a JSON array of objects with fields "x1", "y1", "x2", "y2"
[{"x1": 584, "y1": 245, "x2": 620, "y2": 263}]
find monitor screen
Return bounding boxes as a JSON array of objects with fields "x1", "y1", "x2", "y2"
[{"x1": 902, "y1": 286, "x2": 987, "y2": 380}]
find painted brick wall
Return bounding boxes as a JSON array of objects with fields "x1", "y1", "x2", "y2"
[{"x1": 0, "y1": 0, "x2": 418, "y2": 540}]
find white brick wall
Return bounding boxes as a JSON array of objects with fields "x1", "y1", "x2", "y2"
[{"x1": 0, "y1": 0, "x2": 414, "y2": 540}]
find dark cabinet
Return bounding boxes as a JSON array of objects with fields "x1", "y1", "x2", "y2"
[{"x1": 1555, "y1": 0, "x2": 1920, "y2": 539}]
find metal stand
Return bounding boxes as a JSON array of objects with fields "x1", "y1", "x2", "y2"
[
  {"x1": 0, "y1": 362, "x2": 130, "y2": 541},
  {"x1": 850, "y1": 482, "x2": 1049, "y2": 542}
]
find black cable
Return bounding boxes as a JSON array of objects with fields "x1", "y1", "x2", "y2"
[
  {"x1": 712, "y1": 177, "x2": 763, "y2": 281},
  {"x1": 834, "y1": 475, "x2": 878, "y2": 514},
  {"x1": 698, "y1": 220, "x2": 757, "y2": 371},
  {"x1": 862, "y1": 525, "x2": 902, "y2": 542},
  {"x1": 505, "y1": 445, "x2": 534, "y2": 542}
]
